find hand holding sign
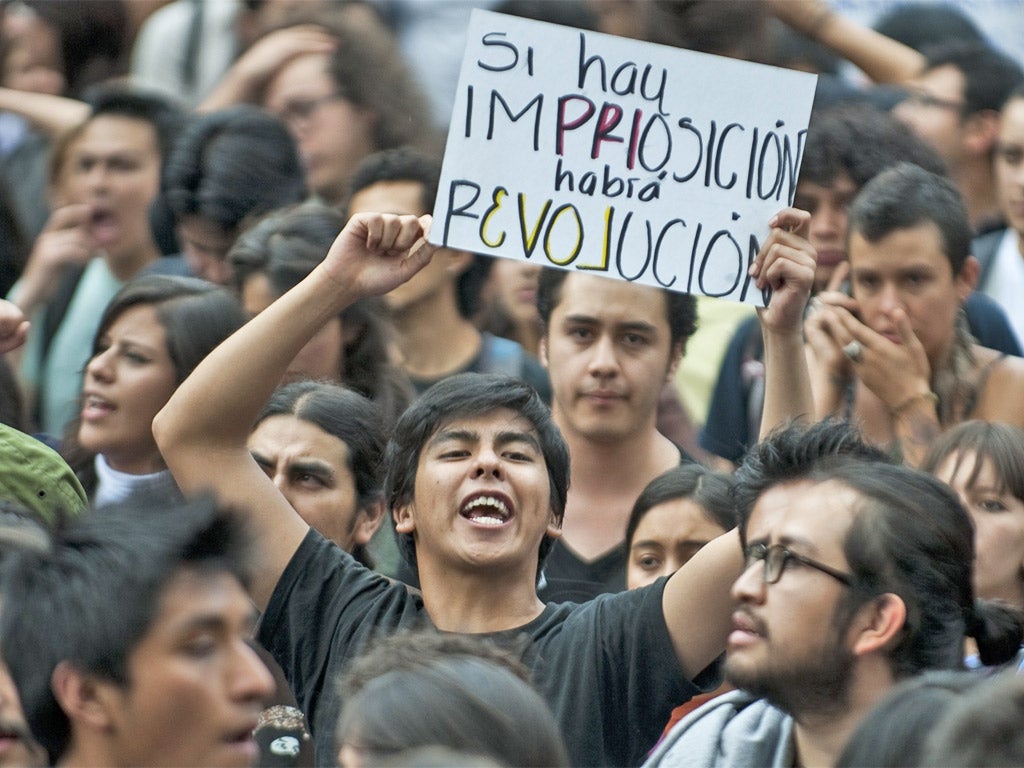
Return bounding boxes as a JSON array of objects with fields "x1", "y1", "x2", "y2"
[
  {"x1": 752, "y1": 208, "x2": 816, "y2": 336},
  {"x1": 433, "y1": 10, "x2": 817, "y2": 305}
]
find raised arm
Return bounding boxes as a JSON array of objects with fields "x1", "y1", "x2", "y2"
[
  {"x1": 767, "y1": 0, "x2": 925, "y2": 85},
  {"x1": 755, "y1": 208, "x2": 817, "y2": 439},
  {"x1": 662, "y1": 207, "x2": 816, "y2": 679},
  {"x1": 197, "y1": 25, "x2": 336, "y2": 112},
  {"x1": 0, "y1": 88, "x2": 89, "y2": 136},
  {"x1": 153, "y1": 213, "x2": 436, "y2": 609}
]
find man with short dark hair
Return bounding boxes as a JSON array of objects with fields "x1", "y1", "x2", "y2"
[
  {"x1": 702, "y1": 103, "x2": 1020, "y2": 467},
  {"x1": 0, "y1": 498, "x2": 275, "y2": 767},
  {"x1": 805, "y1": 163, "x2": 1024, "y2": 467},
  {"x1": 534, "y1": 270, "x2": 697, "y2": 597},
  {"x1": 894, "y1": 41, "x2": 1024, "y2": 234},
  {"x1": 154, "y1": 208, "x2": 817, "y2": 766},
  {"x1": 643, "y1": 420, "x2": 1024, "y2": 768}
]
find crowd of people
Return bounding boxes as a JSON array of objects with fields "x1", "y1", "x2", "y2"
[{"x1": 2, "y1": 0, "x2": 1024, "y2": 766}]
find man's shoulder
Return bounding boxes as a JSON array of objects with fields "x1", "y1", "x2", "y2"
[{"x1": 644, "y1": 691, "x2": 794, "y2": 768}]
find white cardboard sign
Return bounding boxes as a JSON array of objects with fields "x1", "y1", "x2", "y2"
[{"x1": 431, "y1": 10, "x2": 818, "y2": 305}]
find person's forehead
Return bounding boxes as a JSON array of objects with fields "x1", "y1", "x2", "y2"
[
  {"x1": 553, "y1": 273, "x2": 670, "y2": 325},
  {"x1": 798, "y1": 170, "x2": 858, "y2": 198},
  {"x1": 249, "y1": 414, "x2": 352, "y2": 468},
  {"x1": 348, "y1": 179, "x2": 425, "y2": 216},
  {"x1": 427, "y1": 408, "x2": 540, "y2": 444},
  {"x1": 917, "y1": 63, "x2": 965, "y2": 98},
  {"x1": 999, "y1": 97, "x2": 1024, "y2": 133},
  {"x1": 848, "y1": 222, "x2": 948, "y2": 266},
  {"x1": 264, "y1": 52, "x2": 335, "y2": 108},
  {"x1": 146, "y1": 568, "x2": 253, "y2": 635},
  {"x1": 76, "y1": 115, "x2": 159, "y2": 154},
  {"x1": 635, "y1": 498, "x2": 726, "y2": 542},
  {"x1": 747, "y1": 479, "x2": 859, "y2": 551}
]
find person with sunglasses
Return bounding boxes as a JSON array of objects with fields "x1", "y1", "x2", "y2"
[{"x1": 644, "y1": 418, "x2": 1024, "y2": 768}]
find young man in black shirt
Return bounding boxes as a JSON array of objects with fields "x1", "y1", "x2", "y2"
[{"x1": 155, "y1": 209, "x2": 817, "y2": 766}]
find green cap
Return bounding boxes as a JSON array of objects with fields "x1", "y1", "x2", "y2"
[{"x1": 0, "y1": 424, "x2": 88, "y2": 525}]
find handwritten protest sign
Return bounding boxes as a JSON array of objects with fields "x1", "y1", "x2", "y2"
[{"x1": 431, "y1": 10, "x2": 817, "y2": 305}]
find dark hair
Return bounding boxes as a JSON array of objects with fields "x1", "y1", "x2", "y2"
[
  {"x1": 255, "y1": 381, "x2": 386, "y2": 566},
  {"x1": 229, "y1": 205, "x2": 415, "y2": 427},
  {"x1": 348, "y1": 147, "x2": 440, "y2": 216},
  {"x1": 873, "y1": 3, "x2": 985, "y2": 53},
  {"x1": 23, "y1": 0, "x2": 129, "y2": 98},
  {"x1": 643, "y1": 0, "x2": 769, "y2": 64},
  {"x1": 494, "y1": 0, "x2": 599, "y2": 30},
  {"x1": 846, "y1": 163, "x2": 972, "y2": 275},
  {"x1": 384, "y1": 373, "x2": 569, "y2": 578},
  {"x1": 922, "y1": 41, "x2": 1024, "y2": 117},
  {"x1": 162, "y1": 106, "x2": 305, "y2": 232},
  {"x1": 625, "y1": 464, "x2": 736, "y2": 549},
  {"x1": 0, "y1": 358, "x2": 25, "y2": 431},
  {"x1": 923, "y1": 671, "x2": 1024, "y2": 767},
  {"x1": 735, "y1": 420, "x2": 1024, "y2": 676},
  {"x1": 258, "y1": 8, "x2": 440, "y2": 161},
  {"x1": 0, "y1": 175, "x2": 26, "y2": 298},
  {"x1": 62, "y1": 276, "x2": 247, "y2": 495},
  {"x1": 321, "y1": 16, "x2": 439, "y2": 158},
  {"x1": 0, "y1": 496, "x2": 252, "y2": 763},
  {"x1": 337, "y1": 631, "x2": 568, "y2": 768},
  {"x1": 835, "y1": 670, "x2": 981, "y2": 768},
  {"x1": 799, "y1": 103, "x2": 948, "y2": 189},
  {"x1": 536, "y1": 269, "x2": 698, "y2": 353},
  {"x1": 922, "y1": 421, "x2": 1024, "y2": 506}
]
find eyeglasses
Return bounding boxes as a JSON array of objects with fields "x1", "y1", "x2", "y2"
[
  {"x1": 276, "y1": 93, "x2": 344, "y2": 128},
  {"x1": 902, "y1": 89, "x2": 967, "y2": 114},
  {"x1": 743, "y1": 542, "x2": 853, "y2": 587}
]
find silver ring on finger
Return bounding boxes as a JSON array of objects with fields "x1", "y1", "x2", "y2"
[{"x1": 842, "y1": 340, "x2": 863, "y2": 363}]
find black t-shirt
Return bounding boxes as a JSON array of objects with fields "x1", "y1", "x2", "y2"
[{"x1": 257, "y1": 530, "x2": 703, "y2": 767}]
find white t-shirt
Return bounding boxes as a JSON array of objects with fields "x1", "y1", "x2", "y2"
[{"x1": 982, "y1": 229, "x2": 1024, "y2": 349}]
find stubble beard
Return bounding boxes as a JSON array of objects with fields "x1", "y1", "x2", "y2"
[{"x1": 724, "y1": 632, "x2": 857, "y2": 719}]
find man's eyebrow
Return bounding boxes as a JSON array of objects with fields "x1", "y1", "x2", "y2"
[
  {"x1": 428, "y1": 428, "x2": 478, "y2": 447},
  {"x1": 495, "y1": 430, "x2": 542, "y2": 452},
  {"x1": 746, "y1": 534, "x2": 821, "y2": 555},
  {"x1": 776, "y1": 534, "x2": 823, "y2": 556},
  {"x1": 288, "y1": 459, "x2": 335, "y2": 478},
  {"x1": 616, "y1": 320, "x2": 658, "y2": 334},
  {"x1": 250, "y1": 451, "x2": 273, "y2": 468},
  {"x1": 249, "y1": 453, "x2": 334, "y2": 478},
  {"x1": 561, "y1": 313, "x2": 598, "y2": 325},
  {"x1": 178, "y1": 608, "x2": 260, "y2": 637}
]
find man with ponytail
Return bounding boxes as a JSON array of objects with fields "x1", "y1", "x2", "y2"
[{"x1": 645, "y1": 419, "x2": 1024, "y2": 768}]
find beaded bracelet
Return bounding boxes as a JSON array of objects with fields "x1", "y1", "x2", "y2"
[{"x1": 891, "y1": 391, "x2": 939, "y2": 419}]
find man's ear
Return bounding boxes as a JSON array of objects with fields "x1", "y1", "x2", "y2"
[
  {"x1": 963, "y1": 109, "x2": 1000, "y2": 156},
  {"x1": 538, "y1": 336, "x2": 549, "y2": 368},
  {"x1": 849, "y1": 593, "x2": 907, "y2": 657},
  {"x1": 393, "y1": 502, "x2": 415, "y2": 534},
  {"x1": 665, "y1": 340, "x2": 685, "y2": 382},
  {"x1": 353, "y1": 500, "x2": 386, "y2": 546},
  {"x1": 545, "y1": 512, "x2": 563, "y2": 540},
  {"x1": 446, "y1": 249, "x2": 475, "y2": 277},
  {"x1": 51, "y1": 661, "x2": 117, "y2": 733},
  {"x1": 957, "y1": 255, "x2": 980, "y2": 299}
]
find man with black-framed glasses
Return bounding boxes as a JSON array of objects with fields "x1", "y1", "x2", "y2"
[
  {"x1": 893, "y1": 41, "x2": 1022, "y2": 235},
  {"x1": 645, "y1": 419, "x2": 1024, "y2": 768}
]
